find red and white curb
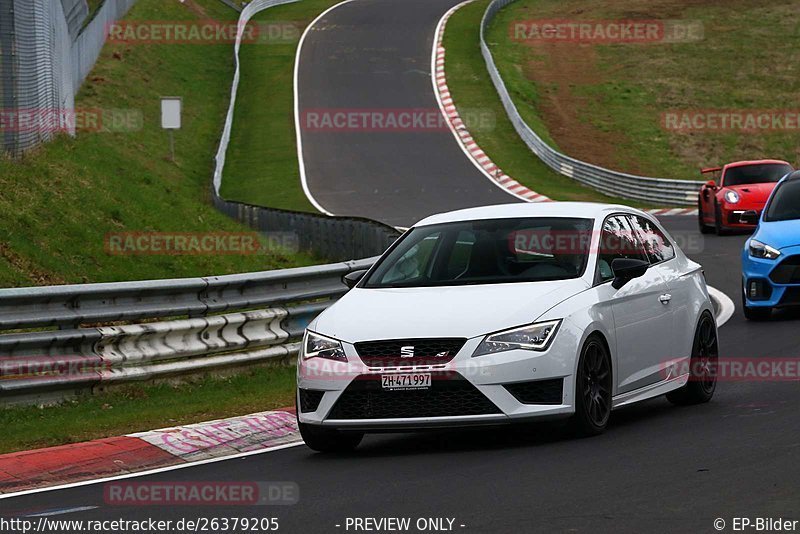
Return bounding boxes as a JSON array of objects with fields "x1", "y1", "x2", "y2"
[
  {"x1": 432, "y1": 1, "x2": 551, "y2": 204},
  {"x1": 0, "y1": 409, "x2": 300, "y2": 496},
  {"x1": 432, "y1": 1, "x2": 696, "y2": 217},
  {"x1": 645, "y1": 207, "x2": 697, "y2": 216}
]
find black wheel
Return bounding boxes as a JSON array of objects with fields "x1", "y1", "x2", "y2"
[
  {"x1": 297, "y1": 419, "x2": 363, "y2": 453},
  {"x1": 698, "y1": 199, "x2": 713, "y2": 234},
  {"x1": 714, "y1": 201, "x2": 728, "y2": 235},
  {"x1": 569, "y1": 336, "x2": 612, "y2": 437},
  {"x1": 667, "y1": 312, "x2": 718, "y2": 405},
  {"x1": 742, "y1": 287, "x2": 772, "y2": 321}
]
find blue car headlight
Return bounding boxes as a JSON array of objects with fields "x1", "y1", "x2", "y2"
[
  {"x1": 473, "y1": 320, "x2": 561, "y2": 357},
  {"x1": 749, "y1": 240, "x2": 781, "y2": 260}
]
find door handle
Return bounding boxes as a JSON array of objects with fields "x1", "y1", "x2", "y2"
[{"x1": 659, "y1": 294, "x2": 672, "y2": 304}]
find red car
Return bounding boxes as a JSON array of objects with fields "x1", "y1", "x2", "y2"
[{"x1": 698, "y1": 159, "x2": 793, "y2": 235}]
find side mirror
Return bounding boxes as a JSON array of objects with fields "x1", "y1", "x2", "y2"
[
  {"x1": 740, "y1": 210, "x2": 759, "y2": 225},
  {"x1": 705, "y1": 179, "x2": 717, "y2": 189},
  {"x1": 611, "y1": 258, "x2": 649, "y2": 290},
  {"x1": 343, "y1": 269, "x2": 368, "y2": 289}
]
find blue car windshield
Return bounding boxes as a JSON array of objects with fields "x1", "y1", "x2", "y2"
[{"x1": 765, "y1": 180, "x2": 800, "y2": 222}]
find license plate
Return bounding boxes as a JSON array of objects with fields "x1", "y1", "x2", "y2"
[{"x1": 381, "y1": 373, "x2": 431, "y2": 391}]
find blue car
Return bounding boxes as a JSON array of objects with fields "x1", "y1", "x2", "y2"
[{"x1": 742, "y1": 170, "x2": 800, "y2": 320}]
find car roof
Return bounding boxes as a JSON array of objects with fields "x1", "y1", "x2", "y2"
[
  {"x1": 723, "y1": 159, "x2": 791, "y2": 170},
  {"x1": 414, "y1": 202, "x2": 639, "y2": 227}
]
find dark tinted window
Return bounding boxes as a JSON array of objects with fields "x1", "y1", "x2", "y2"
[
  {"x1": 765, "y1": 180, "x2": 800, "y2": 222},
  {"x1": 363, "y1": 218, "x2": 593, "y2": 288},
  {"x1": 597, "y1": 215, "x2": 649, "y2": 282},
  {"x1": 723, "y1": 163, "x2": 792, "y2": 186},
  {"x1": 628, "y1": 215, "x2": 675, "y2": 264}
]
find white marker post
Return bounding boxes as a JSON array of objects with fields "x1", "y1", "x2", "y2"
[{"x1": 161, "y1": 97, "x2": 182, "y2": 162}]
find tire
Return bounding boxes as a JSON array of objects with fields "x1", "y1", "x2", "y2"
[
  {"x1": 297, "y1": 418, "x2": 363, "y2": 453},
  {"x1": 569, "y1": 336, "x2": 612, "y2": 437},
  {"x1": 714, "y1": 201, "x2": 728, "y2": 236},
  {"x1": 667, "y1": 312, "x2": 718, "y2": 405},
  {"x1": 742, "y1": 288, "x2": 772, "y2": 321},
  {"x1": 698, "y1": 199, "x2": 713, "y2": 234}
]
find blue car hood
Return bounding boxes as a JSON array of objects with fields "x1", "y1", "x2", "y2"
[{"x1": 754, "y1": 219, "x2": 800, "y2": 250}]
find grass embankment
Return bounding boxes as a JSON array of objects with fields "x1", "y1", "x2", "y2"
[
  {"x1": 220, "y1": 0, "x2": 344, "y2": 211},
  {"x1": 0, "y1": 0, "x2": 314, "y2": 288},
  {"x1": 482, "y1": 0, "x2": 799, "y2": 179},
  {"x1": 0, "y1": 366, "x2": 297, "y2": 454},
  {"x1": 443, "y1": 1, "x2": 652, "y2": 207}
]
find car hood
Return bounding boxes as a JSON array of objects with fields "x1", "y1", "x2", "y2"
[
  {"x1": 754, "y1": 219, "x2": 800, "y2": 250},
  {"x1": 311, "y1": 279, "x2": 589, "y2": 342},
  {"x1": 726, "y1": 182, "x2": 776, "y2": 200}
]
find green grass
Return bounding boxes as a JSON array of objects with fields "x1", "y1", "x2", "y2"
[
  {"x1": 86, "y1": 0, "x2": 104, "y2": 16},
  {"x1": 0, "y1": 0, "x2": 314, "y2": 287},
  {"x1": 0, "y1": 365, "x2": 297, "y2": 454},
  {"x1": 484, "y1": 0, "x2": 800, "y2": 179},
  {"x1": 220, "y1": 0, "x2": 344, "y2": 211},
  {"x1": 443, "y1": 1, "x2": 654, "y2": 208}
]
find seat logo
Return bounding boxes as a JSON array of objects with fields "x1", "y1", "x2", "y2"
[{"x1": 400, "y1": 346, "x2": 415, "y2": 358}]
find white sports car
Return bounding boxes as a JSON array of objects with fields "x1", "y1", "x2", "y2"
[{"x1": 296, "y1": 203, "x2": 718, "y2": 452}]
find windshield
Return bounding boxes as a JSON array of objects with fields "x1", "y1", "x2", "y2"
[
  {"x1": 723, "y1": 163, "x2": 792, "y2": 186},
  {"x1": 765, "y1": 180, "x2": 800, "y2": 222},
  {"x1": 363, "y1": 217, "x2": 593, "y2": 288}
]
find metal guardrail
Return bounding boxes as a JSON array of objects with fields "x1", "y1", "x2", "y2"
[
  {"x1": 480, "y1": 0, "x2": 705, "y2": 206},
  {"x1": 211, "y1": 0, "x2": 401, "y2": 261},
  {"x1": 0, "y1": 257, "x2": 376, "y2": 406}
]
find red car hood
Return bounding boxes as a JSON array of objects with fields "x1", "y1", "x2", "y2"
[{"x1": 726, "y1": 182, "x2": 776, "y2": 203}]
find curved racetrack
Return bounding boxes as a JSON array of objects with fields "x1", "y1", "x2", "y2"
[
  {"x1": 296, "y1": 0, "x2": 518, "y2": 227},
  {"x1": 3, "y1": 1, "x2": 799, "y2": 532}
]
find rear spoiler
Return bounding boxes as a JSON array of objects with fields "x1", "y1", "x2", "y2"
[{"x1": 700, "y1": 166, "x2": 722, "y2": 174}]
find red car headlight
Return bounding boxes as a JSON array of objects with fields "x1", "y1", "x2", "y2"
[{"x1": 724, "y1": 190, "x2": 740, "y2": 204}]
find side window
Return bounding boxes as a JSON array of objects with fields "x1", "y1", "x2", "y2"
[
  {"x1": 446, "y1": 230, "x2": 475, "y2": 278},
  {"x1": 597, "y1": 215, "x2": 649, "y2": 282},
  {"x1": 628, "y1": 215, "x2": 675, "y2": 264},
  {"x1": 380, "y1": 233, "x2": 441, "y2": 284}
]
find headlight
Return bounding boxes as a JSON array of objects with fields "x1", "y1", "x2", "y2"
[
  {"x1": 749, "y1": 240, "x2": 781, "y2": 260},
  {"x1": 472, "y1": 320, "x2": 561, "y2": 357},
  {"x1": 724, "y1": 190, "x2": 740, "y2": 204},
  {"x1": 303, "y1": 331, "x2": 347, "y2": 361}
]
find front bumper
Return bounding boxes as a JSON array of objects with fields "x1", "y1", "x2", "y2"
[
  {"x1": 720, "y1": 206, "x2": 762, "y2": 229},
  {"x1": 742, "y1": 244, "x2": 800, "y2": 308},
  {"x1": 296, "y1": 333, "x2": 578, "y2": 430}
]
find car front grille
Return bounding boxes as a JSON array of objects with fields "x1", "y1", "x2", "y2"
[
  {"x1": 298, "y1": 389, "x2": 325, "y2": 413},
  {"x1": 770, "y1": 256, "x2": 800, "y2": 284},
  {"x1": 327, "y1": 372, "x2": 501, "y2": 420},
  {"x1": 730, "y1": 210, "x2": 760, "y2": 225},
  {"x1": 503, "y1": 378, "x2": 564, "y2": 405},
  {"x1": 354, "y1": 338, "x2": 466, "y2": 368},
  {"x1": 778, "y1": 287, "x2": 800, "y2": 307}
]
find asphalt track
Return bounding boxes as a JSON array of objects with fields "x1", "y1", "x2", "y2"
[
  {"x1": 3, "y1": 1, "x2": 799, "y2": 532},
  {"x1": 296, "y1": 0, "x2": 519, "y2": 227},
  {"x1": 3, "y1": 220, "x2": 799, "y2": 534}
]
